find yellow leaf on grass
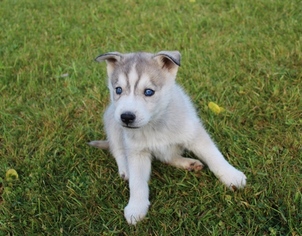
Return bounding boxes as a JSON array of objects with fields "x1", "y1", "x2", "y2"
[
  {"x1": 5, "y1": 169, "x2": 19, "y2": 182},
  {"x1": 208, "y1": 102, "x2": 225, "y2": 114}
]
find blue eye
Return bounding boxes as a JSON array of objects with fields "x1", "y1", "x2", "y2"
[
  {"x1": 144, "y1": 89, "x2": 155, "y2": 96},
  {"x1": 116, "y1": 87, "x2": 122, "y2": 95}
]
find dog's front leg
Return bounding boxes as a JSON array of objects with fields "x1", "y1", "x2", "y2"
[
  {"x1": 190, "y1": 126, "x2": 246, "y2": 190},
  {"x1": 104, "y1": 105, "x2": 129, "y2": 180},
  {"x1": 124, "y1": 150, "x2": 151, "y2": 225}
]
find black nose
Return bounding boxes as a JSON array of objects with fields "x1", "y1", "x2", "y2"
[{"x1": 121, "y1": 112, "x2": 136, "y2": 125}]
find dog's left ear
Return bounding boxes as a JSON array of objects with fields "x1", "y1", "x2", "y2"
[
  {"x1": 153, "y1": 51, "x2": 181, "y2": 75},
  {"x1": 95, "y1": 52, "x2": 123, "y2": 76}
]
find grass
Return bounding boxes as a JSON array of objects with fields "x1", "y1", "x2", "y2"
[{"x1": 0, "y1": 0, "x2": 301, "y2": 235}]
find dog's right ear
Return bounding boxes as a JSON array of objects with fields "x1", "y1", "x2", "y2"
[
  {"x1": 153, "y1": 51, "x2": 181, "y2": 77},
  {"x1": 95, "y1": 52, "x2": 123, "y2": 75}
]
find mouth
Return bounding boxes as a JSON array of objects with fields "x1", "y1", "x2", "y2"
[{"x1": 122, "y1": 125, "x2": 140, "y2": 129}]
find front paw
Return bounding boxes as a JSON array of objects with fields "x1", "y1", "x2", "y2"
[
  {"x1": 217, "y1": 166, "x2": 247, "y2": 190},
  {"x1": 124, "y1": 200, "x2": 150, "y2": 225}
]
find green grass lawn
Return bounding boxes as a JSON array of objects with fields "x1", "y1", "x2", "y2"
[{"x1": 1, "y1": 0, "x2": 301, "y2": 235}]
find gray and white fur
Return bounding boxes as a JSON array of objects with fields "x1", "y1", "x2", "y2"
[{"x1": 89, "y1": 51, "x2": 246, "y2": 225}]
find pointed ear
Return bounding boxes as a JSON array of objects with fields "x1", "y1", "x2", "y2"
[
  {"x1": 153, "y1": 51, "x2": 181, "y2": 75},
  {"x1": 95, "y1": 52, "x2": 123, "y2": 76}
]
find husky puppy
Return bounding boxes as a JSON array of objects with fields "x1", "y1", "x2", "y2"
[{"x1": 89, "y1": 51, "x2": 246, "y2": 225}]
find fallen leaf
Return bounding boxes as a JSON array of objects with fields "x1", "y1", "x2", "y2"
[
  {"x1": 208, "y1": 102, "x2": 225, "y2": 114},
  {"x1": 5, "y1": 169, "x2": 19, "y2": 182}
]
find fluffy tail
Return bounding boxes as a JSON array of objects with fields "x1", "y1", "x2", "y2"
[{"x1": 88, "y1": 140, "x2": 109, "y2": 150}]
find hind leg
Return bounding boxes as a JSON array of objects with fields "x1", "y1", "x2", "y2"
[
  {"x1": 168, "y1": 155, "x2": 204, "y2": 171},
  {"x1": 154, "y1": 145, "x2": 204, "y2": 171}
]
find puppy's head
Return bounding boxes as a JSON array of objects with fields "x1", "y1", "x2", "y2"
[{"x1": 96, "y1": 51, "x2": 181, "y2": 129}]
